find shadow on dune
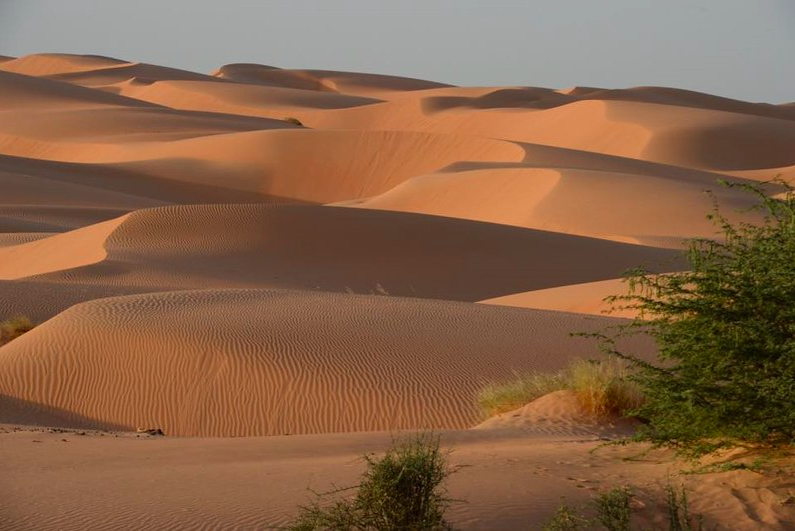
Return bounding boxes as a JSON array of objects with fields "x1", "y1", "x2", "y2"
[{"x1": 0, "y1": 394, "x2": 129, "y2": 432}]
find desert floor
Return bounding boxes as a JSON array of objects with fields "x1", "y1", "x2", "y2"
[{"x1": 1, "y1": 52, "x2": 795, "y2": 529}]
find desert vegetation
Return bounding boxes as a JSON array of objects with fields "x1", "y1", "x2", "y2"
[
  {"x1": 543, "y1": 481, "x2": 702, "y2": 531},
  {"x1": 0, "y1": 316, "x2": 35, "y2": 346},
  {"x1": 477, "y1": 359, "x2": 643, "y2": 419},
  {"x1": 592, "y1": 180, "x2": 795, "y2": 457},
  {"x1": 288, "y1": 434, "x2": 454, "y2": 530}
]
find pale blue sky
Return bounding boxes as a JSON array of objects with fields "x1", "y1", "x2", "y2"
[{"x1": 1, "y1": 0, "x2": 793, "y2": 103}]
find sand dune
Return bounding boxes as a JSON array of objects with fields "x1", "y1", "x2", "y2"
[
  {"x1": 0, "y1": 289, "x2": 650, "y2": 437},
  {"x1": 0, "y1": 69, "x2": 157, "y2": 110},
  {"x1": 0, "y1": 204, "x2": 679, "y2": 302},
  {"x1": 306, "y1": 89, "x2": 795, "y2": 172},
  {"x1": 347, "y1": 164, "x2": 768, "y2": 245},
  {"x1": 0, "y1": 53, "x2": 219, "y2": 88},
  {"x1": 0, "y1": 127, "x2": 525, "y2": 202},
  {"x1": 114, "y1": 79, "x2": 382, "y2": 120},
  {"x1": 0, "y1": 53, "x2": 129, "y2": 76},
  {"x1": 0, "y1": 216, "x2": 126, "y2": 280},
  {"x1": 425, "y1": 84, "x2": 795, "y2": 121},
  {"x1": 213, "y1": 63, "x2": 451, "y2": 97},
  {"x1": 479, "y1": 278, "x2": 636, "y2": 317}
]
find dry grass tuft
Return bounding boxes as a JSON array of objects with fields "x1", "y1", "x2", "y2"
[
  {"x1": 0, "y1": 316, "x2": 35, "y2": 346},
  {"x1": 478, "y1": 359, "x2": 643, "y2": 419}
]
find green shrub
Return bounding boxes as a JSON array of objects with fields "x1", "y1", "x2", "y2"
[
  {"x1": 593, "y1": 487, "x2": 632, "y2": 531},
  {"x1": 288, "y1": 433, "x2": 454, "y2": 530},
  {"x1": 594, "y1": 180, "x2": 795, "y2": 457},
  {"x1": 284, "y1": 116, "x2": 304, "y2": 126},
  {"x1": 477, "y1": 359, "x2": 642, "y2": 419},
  {"x1": 0, "y1": 316, "x2": 35, "y2": 346},
  {"x1": 542, "y1": 498, "x2": 589, "y2": 531},
  {"x1": 543, "y1": 483, "x2": 703, "y2": 531}
]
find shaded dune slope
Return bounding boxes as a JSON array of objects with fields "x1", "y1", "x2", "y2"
[
  {"x1": 1, "y1": 204, "x2": 681, "y2": 302},
  {"x1": 0, "y1": 289, "x2": 650, "y2": 436}
]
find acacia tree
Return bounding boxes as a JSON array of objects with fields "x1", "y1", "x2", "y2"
[{"x1": 598, "y1": 179, "x2": 795, "y2": 456}]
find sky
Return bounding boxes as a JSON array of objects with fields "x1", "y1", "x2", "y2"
[{"x1": 0, "y1": 0, "x2": 793, "y2": 103}]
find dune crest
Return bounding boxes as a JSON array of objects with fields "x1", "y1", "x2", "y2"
[{"x1": 0, "y1": 216, "x2": 127, "y2": 280}]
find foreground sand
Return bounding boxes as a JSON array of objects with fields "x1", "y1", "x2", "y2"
[
  {"x1": 2, "y1": 52, "x2": 795, "y2": 529},
  {"x1": 3, "y1": 423, "x2": 794, "y2": 530}
]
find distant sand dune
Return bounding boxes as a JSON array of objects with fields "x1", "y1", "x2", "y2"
[
  {"x1": 346, "y1": 164, "x2": 767, "y2": 244},
  {"x1": 0, "y1": 69, "x2": 157, "y2": 110},
  {"x1": 213, "y1": 63, "x2": 452, "y2": 97},
  {"x1": 116, "y1": 79, "x2": 382, "y2": 119}
]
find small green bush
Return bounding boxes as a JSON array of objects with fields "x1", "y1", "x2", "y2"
[
  {"x1": 0, "y1": 316, "x2": 35, "y2": 346},
  {"x1": 542, "y1": 498, "x2": 589, "y2": 531},
  {"x1": 284, "y1": 116, "x2": 304, "y2": 126},
  {"x1": 543, "y1": 482, "x2": 703, "y2": 531},
  {"x1": 593, "y1": 487, "x2": 632, "y2": 531},
  {"x1": 288, "y1": 433, "x2": 454, "y2": 530},
  {"x1": 477, "y1": 359, "x2": 642, "y2": 419},
  {"x1": 594, "y1": 180, "x2": 795, "y2": 457}
]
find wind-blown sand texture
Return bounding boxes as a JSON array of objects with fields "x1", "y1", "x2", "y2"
[{"x1": 1, "y1": 53, "x2": 794, "y2": 529}]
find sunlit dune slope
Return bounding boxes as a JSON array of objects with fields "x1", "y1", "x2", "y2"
[
  {"x1": 0, "y1": 289, "x2": 653, "y2": 436},
  {"x1": 479, "y1": 278, "x2": 636, "y2": 318},
  {"x1": 346, "y1": 165, "x2": 768, "y2": 245}
]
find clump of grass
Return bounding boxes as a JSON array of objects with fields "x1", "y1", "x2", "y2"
[
  {"x1": 666, "y1": 481, "x2": 703, "y2": 531},
  {"x1": 477, "y1": 359, "x2": 643, "y2": 418},
  {"x1": 0, "y1": 316, "x2": 35, "y2": 346},
  {"x1": 569, "y1": 360, "x2": 643, "y2": 417},
  {"x1": 542, "y1": 498, "x2": 590, "y2": 531},
  {"x1": 284, "y1": 116, "x2": 304, "y2": 126},
  {"x1": 288, "y1": 433, "x2": 455, "y2": 530},
  {"x1": 477, "y1": 370, "x2": 567, "y2": 417},
  {"x1": 593, "y1": 487, "x2": 632, "y2": 531},
  {"x1": 543, "y1": 482, "x2": 704, "y2": 531}
]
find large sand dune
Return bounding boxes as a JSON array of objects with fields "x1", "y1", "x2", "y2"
[
  {"x1": 0, "y1": 289, "x2": 650, "y2": 437},
  {"x1": 0, "y1": 204, "x2": 680, "y2": 302}
]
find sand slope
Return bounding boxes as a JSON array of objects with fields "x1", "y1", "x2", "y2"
[
  {"x1": 0, "y1": 289, "x2": 650, "y2": 437},
  {"x1": 347, "y1": 165, "x2": 768, "y2": 245},
  {"x1": 0, "y1": 204, "x2": 680, "y2": 303}
]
